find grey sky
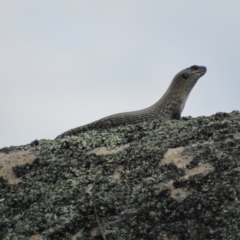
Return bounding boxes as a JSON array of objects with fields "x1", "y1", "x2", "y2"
[{"x1": 1, "y1": 1, "x2": 240, "y2": 148}]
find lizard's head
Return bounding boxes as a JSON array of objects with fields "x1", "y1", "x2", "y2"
[
  {"x1": 169, "y1": 65, "x2": 207, "y2": 95},
  {"x1": 180, "y1": 65, "x2": 206, "y2": 80},
  {"x1": 175, "y1": 65, "x2": 207, "y2": 89}
]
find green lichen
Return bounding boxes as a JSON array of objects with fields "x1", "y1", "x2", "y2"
[{"x1": 0, "y1": 111, "x2": 240, "y2": 239}]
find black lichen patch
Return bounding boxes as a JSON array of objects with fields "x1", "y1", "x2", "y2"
[{"x1": 0, "y1": 111, "x2": 240, "y2": 239}]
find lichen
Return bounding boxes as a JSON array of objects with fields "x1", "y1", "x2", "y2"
[{"x1": 0, "y1": 111, "x2": 240, "y2": 239}]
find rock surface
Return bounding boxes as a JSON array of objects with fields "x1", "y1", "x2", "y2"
[{"x1": 1, "y1": 111, "x2": 240, "y2": 240}]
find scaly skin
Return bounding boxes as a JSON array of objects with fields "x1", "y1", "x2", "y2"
[{"x1": 55, "y1": 65, "x2": 207, "y2": 139}]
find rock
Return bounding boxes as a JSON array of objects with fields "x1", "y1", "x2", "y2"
[{"x1": 1, "y1": 111, "x2": 240, "y2": 239}]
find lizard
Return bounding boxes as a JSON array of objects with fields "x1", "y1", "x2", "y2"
[{"x1": 55, "y1": 65, "x2": 207, "y2": 139}]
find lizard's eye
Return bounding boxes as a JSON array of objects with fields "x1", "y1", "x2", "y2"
[
  {"x1": 182, "y1": 73, "x2": 189, "y2": 79},
  {"x1": 190, "y1": 65, "x2": 198, "y2": 70}
]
